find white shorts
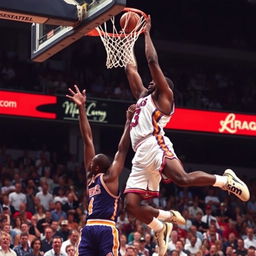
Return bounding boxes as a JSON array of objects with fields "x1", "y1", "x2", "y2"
[{"x1": 124, "y1": 135, "x2": 177, "y2": 199}]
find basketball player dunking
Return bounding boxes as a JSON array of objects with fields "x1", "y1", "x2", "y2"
[
  {"x1": 66, "y1": 85, "x2": 135, "y2": 256},
  {"x1": 124, "y1": 15, "x2": 250, "y2": 256}
]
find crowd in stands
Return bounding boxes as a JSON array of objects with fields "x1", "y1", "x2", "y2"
[
  {"x1": 0, "y1": 145, "x2": 256, "y2": 256},
  {"x1": 1, "y1": 31, "x2": 256, "y2": 115}
]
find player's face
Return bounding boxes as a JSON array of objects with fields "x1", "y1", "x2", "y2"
[
  {"x1": 89, "y1": 156, "x2": 100, "y2": 174},
  {"x1": 147, "y1": 81, "x2": 156, "y2": 94}
]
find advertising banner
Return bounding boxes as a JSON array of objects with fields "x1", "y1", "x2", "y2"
[{"x1": 1, "y1": 90, "x2": 256, "y2": 137}]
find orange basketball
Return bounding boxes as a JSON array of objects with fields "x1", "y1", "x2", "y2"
[{"x1": 120, "y1": 11, "x2": 140, "y2": 33}]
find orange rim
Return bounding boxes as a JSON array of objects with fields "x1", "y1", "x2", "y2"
[{"x1": 86, "y1": 7, "x2": 148, "y2": 37}]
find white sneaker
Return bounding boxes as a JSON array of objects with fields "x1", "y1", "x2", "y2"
[
  {"x1": 223, "y1": 169, "x2": 250, "y2": 202},
  {"x1": 165, "y1": 210, "x2": 186, "y2": 225},
  {"x1": 154, "y1": 222, "x2": 173, "y2": 256}
]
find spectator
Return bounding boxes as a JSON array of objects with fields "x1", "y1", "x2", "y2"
[
  {"x1": 40, "y1": 167, "x2": 55, "y2": 194},
  {"x1": 35, "y1": 183, "x2": 53, "y2": 211},
  {"x1": 192, "y1": 212, "x2": 208, "y2": 234},
  {"x1": 29, "y1": 238, "x2": 44, "y2": 256},
  {"x1": 225, "y1": 246, "x2": 236, "y2": 256},
  {"x1": 236, "y1": 238, "x2": 247, "y2": 256},
  {"x1": 223, "y1": 232, "x2": 238, "y2": 253},
  {"x1": 184, "y1": 234, "x2": 201, "y2": 255},
  {"x1": 138, "y1": 237, "x2": 149, "y2": 256},
  {"x1": 168, "y1": 230, "x2": 179, "y2": 252},
  {"x1": 58, "y1": 220, "x2": 70, "y2": 242},
  {"x1": 12, "y1": 217, "x2": 22, "y2": 236},
  {"x1": 61, "y1": 230, "x2": 79, "y2": 254},
  {"x1": 243, "y1": 227, "x2": 256, "y2": 249},
  {"x1": 188, "y1": 197, "x2": 204, "y2": 220},
  {"x1": 247, "y1": 195, "x2": 256, "y2": 218},
  {"x1": 206, "y1": 244, "x2": 220, "y2": 256},
  {"x1": 13, "y1": 233, "x2": 33, "y2": 256},
  {"x1": 204, "y1": 189, "x2": 220, "y2": 208},
  {"x1": 0, "y1": 231, "x2": 17, "y2": 256},
  {"x1": 53, "y1": 188, "x2": 68, "y2": 205},
  {"x1": 128, "y1": 231, "x2": 141, "y2": 245},
  {"x1": 65, "y1": 245, "x2": 75, "y2": 256},
  {"x1": 2, "y1": 223, "x2": 17, "y2": 248},
  {"x1": 1, "y1": 195, "x2": 14, "y2": 214},
  {"x1": 247, "y1": 246, "x2": 256, "y2": 256},
  {"x1": 25, "y1": 186, "x2": 36, "y2": 215},
  {"x1": 201, "y1": 205, "x2": 220, "y2": 229},
  {"x1": 175, "y1": 240, "x2": 189, "y2": 256},
  {"x1": 62, "y1": 192, "x2": 79, "y2": 213},
  {"x1": 179, "y1": 209, "x2": 193, "y2": 231},
  {"x1": 120, "y1": 234, "x2": 128, "y2": 256},
  {"x1": 37, "y1": 210, "x2": 52, "y2": 234},
  {"x1": 13, "y1": 203, "x2": 33, "y2": 221},
  {"x1": 203, "y1": 224, "x2": 221, "y2": 246},
  {"x1": 189, "y1": 225, "x2": 204, "y2": 243},
  {"x1": 144, "y1": 232, "x2": 156, "y2": 255},
  {"x1": 125, "y1": 246, "x2": 137, "y2": 256},
  {"x1": 66, "y1": 212, "x2": 78, "y2": 231},
  {"x1": 33, "y1": 205, "x2": 45, "y2": 221},
  {"x1": 29, "y1": 216, "x2": 41, "y2": 238},
  {"x1": 215, "y1": 240, "x2": 224, "y2": 256},
  {"x1": 44, "y1": 237, "x2": 66, "y2": 256},
  {"x1": 14, "y1": 223, "x2": 36, "y2": 247},
  {"x1": 41, "y1": 227, "x2": 54, "y2": 253},
  {"x1": 50, "y1": 201, "x2": 67, "y2": 222},
  {"x1": 1, "y1": 178, "x2": 15, "y2": 195},
  {"x1": 8, "y1": 183, "x2": 26, "y2": 212},
  {"x1": 215, "y1": 202, "x2": 229, "y2": 223}
]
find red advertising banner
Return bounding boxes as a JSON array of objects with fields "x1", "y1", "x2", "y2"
[
  {"x1": 166, "y1": 108, "x2": 256, "y2": 136},
  {"x1": 0, "y1": 91, "x2": 56, "y2": 119},
  {"x1": 1, "y1": 90, "x2": 256, "y2": 136}
]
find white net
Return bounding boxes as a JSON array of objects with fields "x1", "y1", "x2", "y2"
[{"x1": 95, "y1": 11, "x2": 147, "y2": 69}]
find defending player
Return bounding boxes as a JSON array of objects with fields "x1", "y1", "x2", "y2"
[
  {"x1": 124, "y1": 15, "x2": 250, "y2": 256},
  {"x1": 66, "y1": 85, "x2": 135, "y2": 256}
]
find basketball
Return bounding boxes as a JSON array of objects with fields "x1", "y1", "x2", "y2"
[{"x1": 120, "y1": 11, "x2": 140, "y2": 33}]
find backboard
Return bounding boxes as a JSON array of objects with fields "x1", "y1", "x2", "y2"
[{"x1": 31, "y1": 0, "x2": 126, "y2": 62}]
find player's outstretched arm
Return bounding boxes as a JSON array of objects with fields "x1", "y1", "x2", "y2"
[
  {"x1": 125, "y1": 53, "x2": 147, "y2": 100},
  {"x1": 66, "y1": 85, "x2": 95, "y2": 171},
  {"x1": 144, "y1": 15, "x2": 173, "y2": 98},
  {"x1": 105, "y1": 104, "x2": 135, "y2": 183}
]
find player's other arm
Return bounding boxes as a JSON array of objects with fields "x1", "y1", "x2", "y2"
[
  {"x1": 125, "y1": 54, "x2": 147, "y2": 100},
  {"x1": 144, "y1": 16, "x2": 173, "y2": 103},
  {"x1": 105, "y1": 104, "x2": 135, "y2": 183},
  {"x1": 66, "y1": 85, "x2": 95, "y2": 171}
]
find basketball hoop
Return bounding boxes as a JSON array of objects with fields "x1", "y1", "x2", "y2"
[{"x1": 87, "y1": 8, "x2": 148, "y2": 69}]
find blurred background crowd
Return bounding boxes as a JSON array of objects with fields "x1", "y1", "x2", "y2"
[
  {"x1": 0, "y1": 146, "x2": 256, "y2": 256},
  {"x1": 1, "y1": 0, "x2": 256, "y2": 255}
]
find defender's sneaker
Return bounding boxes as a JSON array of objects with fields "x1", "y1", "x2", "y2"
[
  {"x1": 155, "y1": 222, "x2": 173, "y2": 256},
  {"x1": 223, "y1": 169, "x2": 250, "y2": 202},
  {"x1": 165, "y1": 210, "x2": 186, "y2": 225}
]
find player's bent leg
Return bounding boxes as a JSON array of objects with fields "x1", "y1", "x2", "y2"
[
  {"x1": 125, "y1": 193, "x2": 159, "y2": 223},
  {"x1": 163, "y1": 158, "x2": 216, "y2": 187},
  {"x1": 163, "y1": 158, "x2": 250, "y2": 201}
]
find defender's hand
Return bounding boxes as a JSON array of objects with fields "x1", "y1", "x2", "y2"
[
  {"x1": 66, "y1": 85, "x2": 86, "y2": 107},
  {"x1": 126, "y1": 104, "x2": 136, "y2": 120}
]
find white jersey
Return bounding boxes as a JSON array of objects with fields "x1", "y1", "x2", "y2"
[{"x1": 130, "y1": 94, "x2": 174, "y2": 151}]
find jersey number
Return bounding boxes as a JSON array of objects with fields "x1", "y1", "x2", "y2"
[
  {"x1": 130, "y1": 108, "x2": 141, "y2": 127},
  {"x1": 88, "y1": 197, "x2": 94, "y2": 215}
]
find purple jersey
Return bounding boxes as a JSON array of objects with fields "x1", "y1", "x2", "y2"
[{"x1": 87, "y1": 173, "x2": 120, "y2": 222}]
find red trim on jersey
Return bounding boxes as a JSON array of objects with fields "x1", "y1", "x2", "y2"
[{"x1": 124, "y1": 188, "x2": 159, "y2": 199}]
